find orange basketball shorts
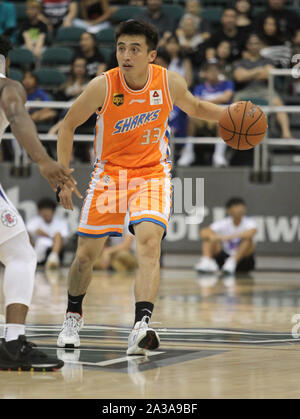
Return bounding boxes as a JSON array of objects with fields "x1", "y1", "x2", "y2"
[{"x1": 78, "y1": 161, "x2": 172, "y2": 239}]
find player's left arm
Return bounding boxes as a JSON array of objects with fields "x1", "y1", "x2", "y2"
[{"x1": 168, "y1": 70, "x2": 223, "y2": 122}]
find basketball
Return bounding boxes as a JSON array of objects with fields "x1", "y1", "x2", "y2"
[{"x1": 218, "y1": 101, "x2": 268, "y2": 150}]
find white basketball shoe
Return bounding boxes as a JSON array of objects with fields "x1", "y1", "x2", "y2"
[
  {"x1": 194, "y1": 256, "x2": 219, "y2": 273},
  {"x1": 127, "y1": 316, "x2": 160, "y2": 356},
  {"x1": 222, "y1": 256, "x2": 237, "y2": 275},
  {"x1": 57, "y1": 312, "x2": 84, "y2": 348}
]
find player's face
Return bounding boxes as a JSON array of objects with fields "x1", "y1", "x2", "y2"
[
  {"x1": 116, "y1": 35, "x2": 156, "y2": 75},
  {"x1": 228, "y1": 204, "x2": 246, "y2": 219}
]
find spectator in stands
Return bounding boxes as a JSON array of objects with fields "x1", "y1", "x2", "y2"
[
  {"x1": 22, "y1": 71, "x2": 57, "y2": 124},
  {"x1": 182, "y1": 62, "x2": 234, "y2": 167},
  {"x1": 180, "y1": 0, "x2": 211, "y2": 40},
  {"x1": 94, "y1": 214, "x2": 137, "y2": 273},
  {"x1": 290, "y1": 30, "x2": 300, "y2": 97},
  {"x1": 18, "y1": 1, "x2": 48, "y2": 61},
  {"x1": 76, "y1": 31, "x2": 106, "y2": 78},
  {"x1": 205, "y1": 8, "x2": 248, "y2": 61},
  {"x1": 0, "y1": 0, "x2": 16, "y2": 40},
  {"x1": 176, "y1": 14, "x2": 205, "y2": 55},
  {"x1": 254, "y1": 0, "x2": 300, "y2": 41},
  {"x1": 215, "y1": 41, "x2": 234, "y2": 80},
  {"x1": 194, "y1": 197, "x2": 257, "y2": 276},
  {"x1": 233, "y1": 33, "x2": 292, "y2": 139},
  {"x1": 136, "y1": 0, "x2": 177, "y2": 38},
  {"x1": 39, "y1": 0, "x2": 77, "y2": 35},
  {"x1": 72, "y1": 0, "x2": 115, "y2": 34},
  {"x1": 161, "y1": 34, "x2": 193, "y2": 88},
  {"x1": 234, "y1": 0, "x2": 253, "y2": 31},
  {"x1": 27, "y1": 198, "x2": 69, "y2": 269}
]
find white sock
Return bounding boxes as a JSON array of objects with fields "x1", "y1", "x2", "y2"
[
  {"x1": 4, "y1": 324, "x2": 25, "y2": 342},
  {"x1": 214, "y1": 141, "x2": 227, "y2": 157}
]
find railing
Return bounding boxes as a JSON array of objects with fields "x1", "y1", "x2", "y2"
[{"x1": 1, "y1": 92, "x2": 299, "y2": 180}]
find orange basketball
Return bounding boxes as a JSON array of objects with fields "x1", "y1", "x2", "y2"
[{"x1": 218, "y1": 101, "x2": 268, "y2": 150}]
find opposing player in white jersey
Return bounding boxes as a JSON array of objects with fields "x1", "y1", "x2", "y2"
[{"x1": 0, "y1": 36, "x2": 82, "y2": 371}]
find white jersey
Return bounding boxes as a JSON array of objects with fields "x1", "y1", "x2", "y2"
[
  {"x1": 0, "y1": 73, "x2": 27, "y2": 247},
  {"x1": 210, "y1": 216, "x2": 257, "y2": 256},
  {"x1": 0, "y1": 73, "x2": 9, "y2": 145}
]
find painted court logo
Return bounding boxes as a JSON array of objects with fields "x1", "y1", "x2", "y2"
[{"x1": 1, "y1": 210, "x2": 17, "y2": 228}]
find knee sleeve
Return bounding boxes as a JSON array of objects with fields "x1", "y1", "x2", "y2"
[{"x1": 0, "y1": 231, "x2": 37, "y2": 307}]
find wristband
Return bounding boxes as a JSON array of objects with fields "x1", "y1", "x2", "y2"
[{"x1": 56, "y1": 186, "x2": 61, "y2": 203}]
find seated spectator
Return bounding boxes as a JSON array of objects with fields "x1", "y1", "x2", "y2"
[
  {"x1": 136, "y1": 0, "x2": 177, "y2": 38},
  {"x1": 76, "y1": 31, "x2": 106, "y2": 78},
  {"x1": 233, "y1": 33, "x2": 292, "y2": 139},
  {"x1": 18, "y1": 1, "x2": 48, "y2": 61},
  {"x1": 22, "y1": 71, "x2": 57, "y2": 124},
  {"x1": 94, "y1": 215, "x2": 137, "y2": 273},
  {"x1": 49, "y1": 57, "x2": 89, "y2": 134},
  {"x1": 73, "y1": 0, "x2": 115, "y2": 34},
  {"x1": 176, "y1": 14, "x2": 206, "y2": 55},
  {"x1": 183, "y1": 0, "x2": 211, "y2": 40},
  {"x1": 0, "y1": 0, "x2": 16, "y2": 40},
  {"x1": 234, "y1": 0, "x2": 253, "y2": 32},
  {"x1": 194, "y1": 197, "x2": 257, "y2": 276},
  {"x1": 27, "y1": 198, "x2": 69, "y2": 269},
  {"x1": 183, "y1": 62, "x2": 234, "y2": 167},
  {"x1": 204, "y1": 8, "x2": 248, "y2": 61},
  {"x1": 161, "y1": 34, "x2": 193, "y2": 89},
  {"x1": 39, "y1": 0, "x2": 77, "y2": 36},
  {"x1": 254, "y1": 0, "x2": 300, "y2": 41},
  {"x1": 215, "y1": 40, "x2": 234, "y2": 80}
]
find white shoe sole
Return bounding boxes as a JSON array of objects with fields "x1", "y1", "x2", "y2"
[{"x1": 127, "y1": 329, "x2": 160, "y2": 356}]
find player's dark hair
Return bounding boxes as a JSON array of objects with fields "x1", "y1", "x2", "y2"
[
  {"x1": 37, "y1": 198, "x2": 57, "y2": 211},
  {"x1": 225, "y1": 197, "x2": 246, "y2": 209},
  {"x1": 0, "y1": 35, "x2": 13, "y2": 58},
  {"x1": 115, "y1": 19, "x2": 159, "y2": 51}
]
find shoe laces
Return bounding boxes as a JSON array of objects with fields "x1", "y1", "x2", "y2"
[
  {"x1": 63, "y1": 315, "x2": 81, "y2": 334},
  {"x1": 18, "y1": 336, "x2": 46, "y2": 358}
]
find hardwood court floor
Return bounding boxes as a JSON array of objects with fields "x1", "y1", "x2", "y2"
[{"x1": 0, "y1": 267, "x2": 300, "y2": 399}]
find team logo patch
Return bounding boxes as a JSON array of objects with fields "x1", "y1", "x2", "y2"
[
  {"x1": 150, "y1": 90, "x2": 163, "y2": 105},
  {"x1": 113, "y1": 93, "x2": 124, "y2": 107},
  {"x1": 1, "y1": 210, "x2": 17, "y2": 228}
]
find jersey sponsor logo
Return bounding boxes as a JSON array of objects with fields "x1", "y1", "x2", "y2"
[
  {"x1": 113, "y1": 93, "x2": 124, "y2": 107},
  {"x1": 150, "y1": 90, "x2": 163, "y2": 105},
  {"x1": 113, "y1": 109, "x2": 161, "y2": 135},
  {"x1": 1, "y1": 210, "x2": 17, "y2": 228},
  {"x1": 129, "y1": 99, "x2": 146, "y2": 105}
]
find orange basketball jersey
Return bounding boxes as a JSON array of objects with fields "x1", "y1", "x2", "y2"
[{"x1": 94, "y1": 64, "x2": 173, "y2": 168}]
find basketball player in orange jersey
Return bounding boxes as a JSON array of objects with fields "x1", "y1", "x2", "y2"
[
  {"x1": 57, "y1": 20, "x2": 224, "y2": 355},
  {"x1": 0, "y1": 35, "x2": 81, "y2": 371}
]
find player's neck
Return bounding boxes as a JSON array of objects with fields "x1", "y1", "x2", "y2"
[
  {"x1": 0, "y1": 54, "x2": 6, "y2": 76},
  {"x1": 122, "y1": 66, "x2": 149, "y2": 91}
]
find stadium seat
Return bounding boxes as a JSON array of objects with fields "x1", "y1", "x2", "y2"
[
  {"x1": 55, "y1": 27, "x2": 85, "y2": 46},
  {"x1": 201, "y1": 7, "x2": 223, "y2": 23},
  {"x1": 161, "y1": 5, "x2": 184, "y2": 21},
  {"x1": 239, "y1": 97, "x2": 268, "y2": 107},
  {"x1": 41, "y1": 47, "x2": 75, "y2": 66},
  {"x1": 34, "y1": 68, "x2": 66, "y2": 91},
  {"x1": 99, "y1": 47, "x2": 113, "y2": 63},
  {"x1": 8, "y1": 68, "x2": 23, "y2": 82},
  {"x1": 96, "y1": 28, "x2": 115, "y2": 46},
  {"x1": 8, "y1": 48, "x2": 35, "y2": 70},
  {"x1": 112, "y1": 6, "x2": 142, "y2": 23},
  {"x1": 15, "y1": 2, "x2": 27, "y2": 23}
]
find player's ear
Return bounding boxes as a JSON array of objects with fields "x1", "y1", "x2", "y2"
[{"x1": 148, "y1": 50, "x2": 157, "y2": 63}]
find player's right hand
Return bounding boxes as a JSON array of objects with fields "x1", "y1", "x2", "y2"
[{"x1": 58, "y1": 185, "x2": 76, "y2": 211}]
